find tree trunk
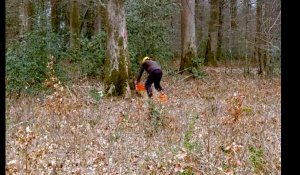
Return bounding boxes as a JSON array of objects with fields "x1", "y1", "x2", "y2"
[
  {"x1": 25, "y1": 0, "x2": 34, "y2": 31},
  {"x1": 95, "y1": 3, "x2": 108, "y2": 34},
  {"x1": 263, "y1": 0, "x2": 273, "y2": 76},
  {"x1": 230, "y1": 0, "x2": 238, "y2": 58},
  {"x1": 85, "y1": 0, "x2": 97, "y2": 39},
  {"x1": 38, "y1": 0, "x2": 47, "y2": 28},
  {"x1": 180, "y1": 0, "x2": 197, "y2": 71},
  {"x1": 50, "y1": 0, "x2": 59, "y2": 32},
  {"x1": 256, "y1": 0, "x2": 264, "y2": 74},
  {"x1": 105, "y1": 0, "x2": 131, "y2": 97},
  {"x1": 204, "y1": 0, "x2": 218, "y2": 66},
  {"x1": 6, "y1": 0, "x2": 20, "y2": 43},
  {"x1": 70, "y1": 0, "x2": 80, "y2": 48},
  {"x1": 243, "y1": 0, "x2": 250, "y2": 73},
  {"x1": 230, "y1": 0, "x2": 237, "y2": 29},
  {"x1": 195, "y1": 0, "x2": 204, "y2": 48},
  {"x1": 216, "y1": 0, "x2": 224, "y2": 60}
]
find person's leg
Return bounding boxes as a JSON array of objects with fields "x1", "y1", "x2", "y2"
[
  {"x1": 145, "y1": 73, "x2": 154, "y2": 98},
  {"x1": 153, "y1": 69, "x2": 163, "y2": 92}
]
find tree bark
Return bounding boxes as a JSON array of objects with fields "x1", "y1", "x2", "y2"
[
  {"x1": 6, "y1": 0, "x2": 20, "y2": 42},
  {"x1": 204, "y1": 0, "x2": 218, "y2": 66},
  {"x1": 230, "y1": 0, "x2": 238, "y2": 58},
  {"x1": 216, "y1": 0, "x2": 224, "y2": 60},
  {"x1": 195, "y1": 0, "x2": 204, "y2": 47},
  {"x1": 50, "y1": 0, "x2": 59, "y2": 32},
  {"x1": 256, "y1": 0, "x2": 264, "y2": 74},
  {"x1": 243, "y1": 0, "x2": 250, "y2": 73},
  {"x1": 85, "y1": 0, "x2": 97, "y2": 39},
  {"x1": 25, "y1": 0, "x2": 34, "y2": 31},
  {"x1": 230, "y1": 0, "x2": 237, "y2": 29},
  {"x1": 180, "y1": 0, "x2": 197, "y2": 71},
  {"x1": 70, "y1": 0, "x2": 80, "y2": 48},
  {"x1": 105, "y1": 0, "x2": 131, "y2": 97}
]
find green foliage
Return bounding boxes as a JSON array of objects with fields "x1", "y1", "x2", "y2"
[
  {"x1": 191, "y1": 57, "x2": 207, "y2": 79},
  {"x1": 184, "y1": 114, "x2": 202, "y2": 152},
  {"x1": 68, "y1": 32, "x2": 106, "y2": 78},
  {"x1": 126, "y1": 0, "x2": 179, "y2": 74},
  {"x1": 6, "y1": 29, "x2": 66, "y2": 95},
  {"x1": 249, "y1": 146, "x2": 266, "y2": 174},
  {"x1": 179, "y1": 166, "x2": 195, "y2": 175},
  {"x1": 89, "y1": 88, "x2": 103, "y2": 103},
  {"x1": 148, "y1": 100, "x2": 166, "y2": 132}
]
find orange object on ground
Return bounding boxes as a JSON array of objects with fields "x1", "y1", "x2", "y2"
[
  {"x1": 159, "y1": 94, "x2": 167, "y2": 102},
  {"x1": 136, "y1": 83, "x2": 145, "y2": 91}
]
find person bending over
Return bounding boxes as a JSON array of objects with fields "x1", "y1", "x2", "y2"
[{"x1": 135, "y1": 56, "x2": 164, "y2": 98}]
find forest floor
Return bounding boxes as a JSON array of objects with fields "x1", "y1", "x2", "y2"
[{"x1": 6, "y1": 66, "x2": 281, "y2": 174}]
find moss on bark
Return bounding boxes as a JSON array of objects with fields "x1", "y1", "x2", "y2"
[
  {"x1": 180, "y1": 46, "x2": 197, "y2": 71},
  {"x1": 104, "y1": 36, "x2": 130, "y2": 96}
]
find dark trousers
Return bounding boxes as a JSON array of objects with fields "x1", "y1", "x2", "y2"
[{"x1": 145, "y1": 69, "x2": 163, "y2": 97}]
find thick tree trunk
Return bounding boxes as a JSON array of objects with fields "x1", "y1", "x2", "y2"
[
  {"x1": 70, "y1": 0, "x2": 80, "y2": 48},
  {"x1": 204, "y1": 0, "x2": 218, "y2": 66},
  {"x1": 50, "y1": 0, "x2": 59, "y2": 32},
  {"x1": 105, "y1": 0, "x2": 131, "y2": 97},
  {"x1": 180, "y1": 0, "x2": 197, "y2": 71},
  {"x1": 216, "y1": 0, "x2": 224, "y2": 60}
]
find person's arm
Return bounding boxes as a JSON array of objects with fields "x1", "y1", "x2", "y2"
[{"x1": 136, "y1": 65, "x2": 145, "y2": 82}]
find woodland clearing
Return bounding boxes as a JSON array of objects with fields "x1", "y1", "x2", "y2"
[{"x1": 6, "y1": 67, "x2": 281, "y2": 174}]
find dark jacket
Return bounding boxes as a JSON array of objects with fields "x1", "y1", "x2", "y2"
[{"x1": 137, "y1": 60, "x2": 161, "y2": 82}]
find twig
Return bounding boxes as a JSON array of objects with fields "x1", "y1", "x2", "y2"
[
  {"x1": 268, "y1": 11, "x2": 281, "y2": 33},
  {"x1": 188, "y1": 153, "x2": 226, "y2": 174},
  {"x1": 7, "y1": 120, "x2": 32, "y2": 133},
  {"x1": 164, "y1": 74, "x2": 193, "y2": 93},
  {"x1": 65, "y1": 85, "x2": 76, "y2": 100},
  {"x1": 200, "y1": 160, "x2": 226, "y2": 174}
]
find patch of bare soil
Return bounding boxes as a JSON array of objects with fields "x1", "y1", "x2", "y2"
[{"x1": 6, "y1": 67, "x2": 281, "y2": 174}]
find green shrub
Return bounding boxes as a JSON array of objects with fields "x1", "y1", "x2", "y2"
[
  {"x1": 191, "y1": 57, "x2": 207, "y2": 79},
  {"x1": 249, "y1": 146, "x2": 266, "y2": 174},
  {"x1": 67, "y1": 32, "x2": 106, "y2": 78},
  {"x1": 6, "y1": 30, "x2": 65, "y2": 95},
  {"x1": 184, "y1": 114, "x2": 202, "y2": 152},
  {"x1": 126, "y1": 0, "x2": 178, "y2": 74}
]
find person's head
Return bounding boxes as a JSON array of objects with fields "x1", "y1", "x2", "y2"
[{"x1": 142, "y1": 56, "x2": 151, "y2": 63}]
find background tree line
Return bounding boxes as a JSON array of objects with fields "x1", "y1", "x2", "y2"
[{"x1": 6, "y1": 0, "x2": 281, "y2": 97}]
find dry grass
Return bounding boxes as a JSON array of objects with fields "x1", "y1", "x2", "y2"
[{"x1": 6, "y1": 67, "x2": 281, "y2": 175}]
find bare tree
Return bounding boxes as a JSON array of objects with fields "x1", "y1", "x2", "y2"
[
  {"x1": 23, "y1": 0, "x2": 34, "y2": 31},
  {"x1": 70, "y1": 0, "x2": 80, "y2": 48},
  {"x1": 50, "y1": 0, "x2": 59, "y2": 32},
  {"x1": 255, "y1": 0, "x2": 263, "y2": 74},
  {"x1": 6, "y1": 0, "x2": 21, "y2": 43},
  {"x1": 216, "y1": 0, "x2": 224, "y2": 60},
  {"x1": 204, "y1": 0, "x2": 218, "y2": 66},
  {"x1": 104, "y1": 0, "x2": 131, "y2": 97},
  {"x1": 243, "y1": 0, "x2": 251, "y2": 73},
  {"x1": 180, "y1": 0, "x2": 197, "y2": 71},
  {"x1": 195, "y1": 0, "x2": 204, "y2": 47},
  {"x1": 95, "y1": 1, "x2": 108, "y2": 35},
  {"x1": 230, "y1": 0, "x2": 238, "y2": 58}
]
